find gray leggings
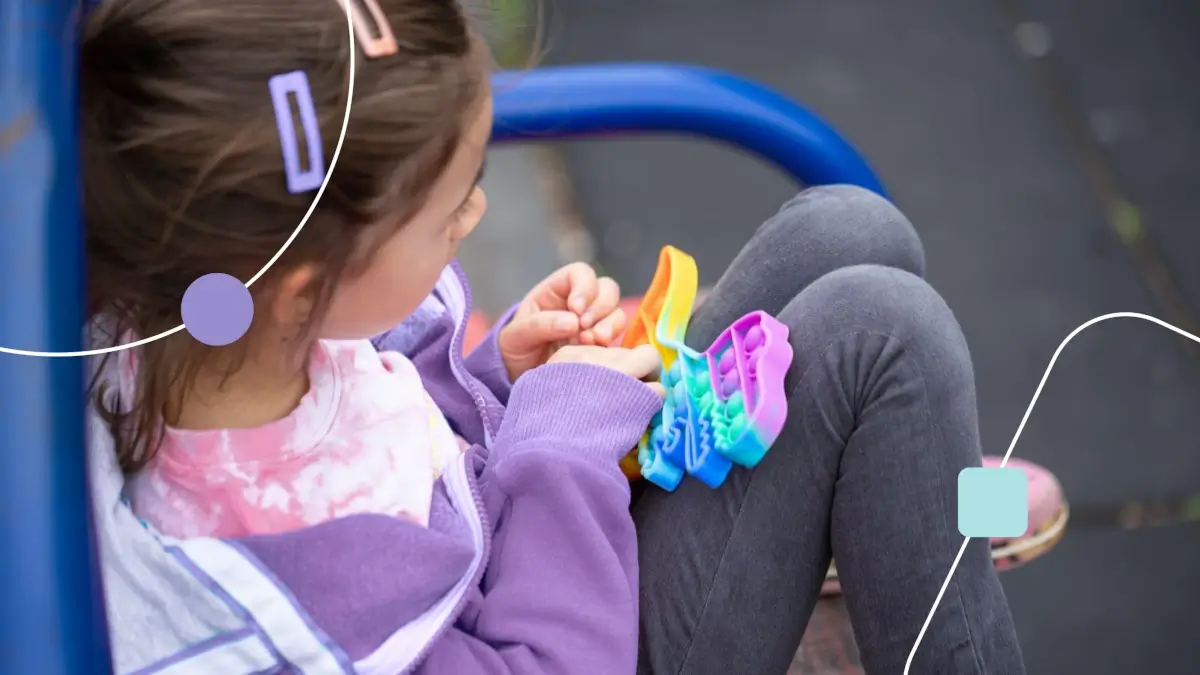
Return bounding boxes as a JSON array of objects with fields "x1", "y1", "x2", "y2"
[{"x1": 632, "y1": 186, "x2": 1025, "y2": 675}]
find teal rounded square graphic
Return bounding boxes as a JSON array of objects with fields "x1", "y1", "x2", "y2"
[{"x1": 958, "y1": 467, "x2": 1028, "y2": 538}]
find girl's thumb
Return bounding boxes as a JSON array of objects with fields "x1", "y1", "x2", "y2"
[{"x1": 501, "y1": 311, "x2": 579, "y2": 351}]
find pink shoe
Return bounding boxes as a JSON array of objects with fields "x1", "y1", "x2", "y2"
[
  {"x1": 820, "y1": 456, "x2": 1068, "y2": 596},
  {"x1": 985, "y1": 456, "x2": 1068, "y2": 572}
]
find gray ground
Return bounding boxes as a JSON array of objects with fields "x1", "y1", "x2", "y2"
[{"x1": 464, "y1": 0, "x2": 1200, "y2": 672}]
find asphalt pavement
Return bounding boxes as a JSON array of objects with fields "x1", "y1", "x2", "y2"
[{"x1": 527, "y1": 0, "x2": 1200, "y2": 672}]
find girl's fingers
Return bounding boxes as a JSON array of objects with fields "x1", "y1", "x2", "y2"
[
  {"x1": 567, "y1": 264, "x2": 599, "y2": 315},
  {"x1": 581, "y1": 307, "x2": 626, "y2": 346},
  {"x1": 620, "y1": 344, "x2": 663, "y2": 381},
  {"x1": 580, "y1": 276, "x2": 620, "y2": 329},
  {"x1": 500, "y1": 310, "x2": 579, "y2": 354},
  {"x1": 509, "y1": 294, "x2": 544, "y2": 325},
  {"x1": 533, "y1": 262, "x2": 598, "y2": 314},
  {"x1": 526, "y1": 310, "x2": 580, "y2": 340}
]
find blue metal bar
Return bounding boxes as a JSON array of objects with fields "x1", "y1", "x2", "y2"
[
  {"x1": 492, "y1": 63, "x2": 887, "y2": 197},
  {"x1": 1, "y1": 0, "x2": 112, "y2": 673}
]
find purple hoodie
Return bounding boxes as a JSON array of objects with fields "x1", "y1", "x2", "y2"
[{"x1": 88, "y1": 260, "x2": 663, "y2": 675}]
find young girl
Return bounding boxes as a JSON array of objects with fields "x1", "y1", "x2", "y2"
[{"x1": 82, "y1": 1, "x2": 1026, "y2": 674}]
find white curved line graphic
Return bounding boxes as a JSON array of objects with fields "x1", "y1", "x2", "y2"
[
  {"x1": 905, "y1": 312, "x2": 1197, "y2": 673},
  {"x1": 0, "y1": 4, "x2": 359, "y2": 358}
]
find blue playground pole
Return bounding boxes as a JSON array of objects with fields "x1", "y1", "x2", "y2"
[
  {"x1": 491, "y1": 63, "x2": 886, "y2": 197},
  {"x1": 1, "y1": 0, "x2": 112, "y2": 673}
]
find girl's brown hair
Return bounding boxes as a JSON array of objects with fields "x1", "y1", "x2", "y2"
[{"x1": 81, "y1": 0, "x2": 487, "y2": 474}]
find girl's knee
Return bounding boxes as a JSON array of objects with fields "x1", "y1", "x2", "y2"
[
  {"x1": 781, "y1": 264, "x2": 968, "y2": 362},
  {"x1": 766, "y1": 185, "x2": 926, "y2": 278},
  {"x1": 773, "y1": 266, "x2": 976, "y2": 453}
]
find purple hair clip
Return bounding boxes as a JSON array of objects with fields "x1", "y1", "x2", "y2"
[{"x1": 268, "y1": 70, "x2": 326, "y2": 194}]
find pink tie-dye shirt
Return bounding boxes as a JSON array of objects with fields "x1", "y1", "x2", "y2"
[{"x1": 124, "y1": 340, "x2": 466, "y2": 539}]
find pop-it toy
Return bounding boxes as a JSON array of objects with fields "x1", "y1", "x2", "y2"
[{"x1": 620, "y1": 246, "x2": 794, "y2": 490}]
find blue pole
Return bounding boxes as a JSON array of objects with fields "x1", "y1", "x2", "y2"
[
  {"x1": 1, "y1": 0, "x2": 112, "y2": 673},
  {"x1": 492, "y1": 63, "x2": 887, "y2": 197}
]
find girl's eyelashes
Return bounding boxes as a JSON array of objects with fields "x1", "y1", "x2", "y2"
[
  {"x1": 446, "y1": 160, "x2": 486, "y2": 229},
  {"x1": 443, "y1": 190, "x2": 480, "y2": 239},
  {"x1": 450, "y1": 190, "x2": 476, "y2": 222}
]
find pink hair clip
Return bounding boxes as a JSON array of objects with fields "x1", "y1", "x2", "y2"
[{"x1": 333, "y1": 0, "x2": 398, "y2": 59}]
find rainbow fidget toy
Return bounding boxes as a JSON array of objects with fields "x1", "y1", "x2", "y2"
[{"x1": 620, "y1": 246, "x2": 794, "y2": 490}]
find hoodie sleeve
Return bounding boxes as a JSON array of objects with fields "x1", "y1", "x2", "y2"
[
  {"x1": 415, "y1": 362, "x2": 662, "y2": 675},
  {"x1": 461, "y1": 304, "x2": 518, "y2": 406}
]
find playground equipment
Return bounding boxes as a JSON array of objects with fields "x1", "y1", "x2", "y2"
[{"x1": 1, "y1": 2, "x2": 1059, "y2": 671}]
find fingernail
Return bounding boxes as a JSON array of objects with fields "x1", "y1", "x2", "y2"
[
  {"x1": 580, "y1": 312, "x2": 594, "y2": 328},
  {"x1": 570, "y1": 294, "x2": 585, "y2": 312},
  {"x1": 555, "y1": 315, "x2": 576, "y2": 330}
]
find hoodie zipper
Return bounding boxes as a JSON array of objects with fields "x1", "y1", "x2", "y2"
[
  {"x1": 390, "y1": 263, "x2": 498, "y2": 673},
  {"x1": 436, "y1": 262, "x2": 499, "y2": 448},
  {"x1": 392, "y1": 447, "x2": 492, "y2": 675}
]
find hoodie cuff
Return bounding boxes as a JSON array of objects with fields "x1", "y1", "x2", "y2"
[{"x1": 494, "y1": 363, "x2": 663, "y2": 475}]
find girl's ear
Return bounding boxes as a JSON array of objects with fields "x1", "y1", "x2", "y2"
[{"x1": 271, "y1": 264, "x2": 318, "y2": 334}]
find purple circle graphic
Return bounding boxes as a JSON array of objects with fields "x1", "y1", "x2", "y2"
[{"x1": 181, "y1": 273, "x2": 254, "y2": 346}]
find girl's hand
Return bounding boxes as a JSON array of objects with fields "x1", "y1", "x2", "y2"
[
  {"x1": 548, "y1": 344, "x2": 666, "y2": 398},
  {"x1": 498, "y1": 263, "x2": 628, "y2": 381}
]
